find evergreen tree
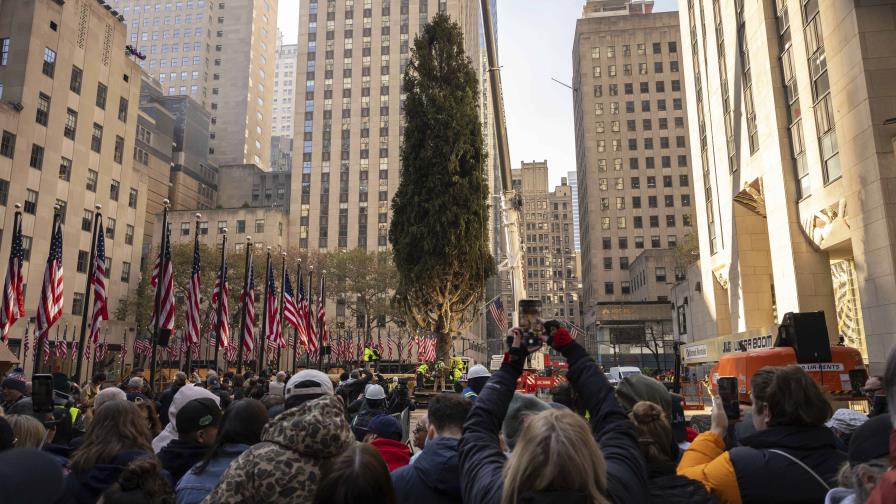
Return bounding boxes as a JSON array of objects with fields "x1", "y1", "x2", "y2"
[{"x1": 389, "y1": 12, "x2": 495, "y2": 366}]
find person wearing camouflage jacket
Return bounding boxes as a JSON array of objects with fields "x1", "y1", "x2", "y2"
[{"x1": 201, "y1": 395, "x2": 355, "y2": 503}]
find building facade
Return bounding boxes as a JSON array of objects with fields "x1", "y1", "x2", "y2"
[
  {"x1": 217, "y1": 163, "x2": 291, "y2": 209},
  {"x1": 572, "y1": 0, "x2": 694, "y2": 360},
  {"x1": 109, "y1": 0, "x2": 277, "y2": 170},
  {"x1": 677, "y1": 0, "x2": 896, "y2": 373},
  {"x1": 157, "y1": 206, "x2": 289, "y2": 253},
  {"x1": 568, "y1": 170, "x2": 582, "y2": 252},
  {"x1": 273, "y1": 35, "x2": 297, "y2": 139},
  {"x1": 0, "y1": 0, "x2": 150, "y2": 378},
  {"x1": 290, "y1": 0, "x2": 482, "y2": 252}
]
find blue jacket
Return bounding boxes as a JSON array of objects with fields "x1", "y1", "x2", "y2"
[
  {"x1": 392, "y1": 436, "x2": 463, "y2": 504},
  {"x1": 461, "y1": 387, "x2": 478, "y2": 401},
  {"x1": 458, "y1": 340, "x2": 648, "y2": 504},
  {"x1": 175, "y1": 443, "x2": 250, "y2": 504}
]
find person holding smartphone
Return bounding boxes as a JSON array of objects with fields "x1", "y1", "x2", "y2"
[{"x1": 458, "y1": 318, "x2": 648, "y2": 504}]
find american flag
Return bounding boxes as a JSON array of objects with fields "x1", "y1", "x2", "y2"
[
  {"x1": 150, "y1": 225, "x2": 175, "y2": 332},
  {"x1": 263, "y1": 259, "x2": 282, "y2": 349},
  {"x1": 567, "y1": 321, "x2": 585, "y2": 340},
  {"x1": 90, "y1": 224, "x2": 108, "y2": 346},
  {"x1": 302, "y1": 277, "x2": 318, "y2": 354},
  {"x1": 487, "y1": 298, "x2": 508, "y2": 333},
  {"x1": 185, "y1": 231, "x2": 201, "y2": 349},
  {"x1": 296, "y1": 276, "x2": 310, "y2": 351},
  {"x1": 70, "y1": 339, "x2": 78, "y2": 363},
  {"x1": 134, "y1": 336, "x2": 152, "y2": 356},
  {"x1": 317, "y1": 276, "x2": 327, "y2": 350},
  {"x1": 225, "y1": 341, "x2": 237, "y2": 362},
  {"x1": 385, "y1": 332, "x2": 393, "y2": 361},
  {"x1": 240, "y1": 258, "x2": 255, "y2": 355},
  {"x1": 22, "y1": 323, "x2": 30, "y2": 360},
  {"x1": 58, "y1": 324, "x2": 68, "y2": 360},
  {"x1": 211, "y1": 265, "x2": 230, "y2": 349},
  {"x1": 53, "y1": 326, "x2": 62, "y2": 360},
  {"x1": 35, "y1": 222, "x2": 64, "y2": 352},
  {"x1": 425, "y1": 335, "x2": 437, "y2": 362},
  {"x1": 120, "y1": 333, "x2": 128, "y2": 365},
  {"x1": 282, "y1": 273, "x2": 301, "y2": 332},
  {"x1": 1, "y1": 215, "x2": 25, "y2": 342}
]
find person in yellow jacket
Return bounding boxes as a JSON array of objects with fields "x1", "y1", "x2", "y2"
[
  {"x1": 677, "y1": 366, "x2": 846, "y2": 504},
  {"x1": 416, "y1": 362, "x2": 428, "y2": 389},
  {"x1": 363, "y1": 345, "x2": 374, "y2": 371}
]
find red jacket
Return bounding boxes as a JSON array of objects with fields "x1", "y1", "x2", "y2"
[
  {"x1": 370, "y1": 437, "x2": 411, "y2": 472},
  {"x1": 867, "y1": 429, "x2": 896, "y2": 504}
]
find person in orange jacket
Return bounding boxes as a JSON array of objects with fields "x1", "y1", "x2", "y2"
[{"x1": 677, "y1": 366, "x2": 845, "y2": 504}]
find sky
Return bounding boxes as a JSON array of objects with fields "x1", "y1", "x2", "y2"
[{"x1": 277, "y1": 0, "x2": 679, "y2": 187}]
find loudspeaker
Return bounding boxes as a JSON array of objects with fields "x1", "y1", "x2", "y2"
[
  {"x1": 157, "y1": 329, "x2": 172, "y2": 348},
  {"x1": 776, "y1": 311, "x2": 831, "y2": 364}
]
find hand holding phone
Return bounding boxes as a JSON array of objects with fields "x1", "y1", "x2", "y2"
[{"x1": 717, "y1": 376, "x2": 740, "y2": 420}]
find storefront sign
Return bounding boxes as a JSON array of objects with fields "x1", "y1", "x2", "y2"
[
  {"x1": 797, "y1": 363, "x2": 845, "y2": 372},
  {"x1": 721, "y1": 335, "x2": 773, "y2": 353},
  {"x1": 685, "y1": 344, "x2": 710, "y2": 361}
]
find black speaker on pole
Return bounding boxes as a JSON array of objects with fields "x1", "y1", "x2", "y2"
[
  {"x1": 158, "y1": 328, "x2": 172, "y2": 348},
  {"x1": 775, "y1": 311, "x2": 831, "y2": 364}
]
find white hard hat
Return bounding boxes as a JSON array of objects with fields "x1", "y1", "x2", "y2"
[
  {"x1": 365, "y1": 384, "x2": 386, "y2": 400},
  {"x1": 468, "y1": 364, "x2": 491, "y2": 379}
]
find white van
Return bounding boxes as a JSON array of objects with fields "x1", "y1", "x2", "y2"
[{"x1": 609, "y1": 366, "x2": 643, "y2": 384}]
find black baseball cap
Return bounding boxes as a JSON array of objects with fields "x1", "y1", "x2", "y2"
[
  {"x1": 176, "y1": 398, "x2": 222, "y2": 434},
  {"x1": 848, "y1": 414, "x2": 892, "y2": 466}
]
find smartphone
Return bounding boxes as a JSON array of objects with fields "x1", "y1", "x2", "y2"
[
  {"x1": 717, "y1": 376, "x2": 740, "y2": 420},
  {"x1": 31, "y1": 374, "x2": 55, "y2": 414},
  {"x1": 518, "y1": 299, "x2": 543, "y2": 348}
]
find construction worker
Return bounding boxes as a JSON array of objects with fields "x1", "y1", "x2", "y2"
[
  {"x1": 462, "y1": 364, "x2": 491, "y2": 401},
  {"x1": 433, "y1": 360, "x2": 446, "y2": 392},
  {"x1": 363, "y1": 344, "x2": 375, "y2": 371},
  {"x1": 416, "y1": 361, "x2": 428, "y2": 389}
]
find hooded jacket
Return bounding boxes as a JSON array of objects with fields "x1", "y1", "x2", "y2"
[
  {"x1": 391, "y1": 436, "x2": 462, "y2": 504},
  {"x1": 176, "y1": 443, "x2": 250, "y2": 504},
  {"x1": 153, "y1": 385, "x2": 222, "y2": 453},
  {"x1": 157, "y1": 437, "x2": 210, "y2": 485},
  {"x1": 679, "y1": 425, "x2": 846, "y2": 504},
  {"x1": 370, "y1": 437, "x2": 411, "y2": 471},
  {"x1": 201, "y1": 395, "x2": 355, "y2": 503}
]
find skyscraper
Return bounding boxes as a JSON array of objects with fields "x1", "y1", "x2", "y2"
[
  {"x1": 568, "y1": 170, "x2": 581, "y2": 252},
  {"x1": 677, "y1": 0, "x2": 896, "y2": 373},
  {"x1": 273, "y1": 33, "x2": 298, "y2": 139},
  {"x1": 110, "y1": 0, "x2": 277, "y2": 169},
  {"x1": 290, "y1": 0, "x2": 482, "y2": 252},
  {"x1": 572, "y1": 0, "x2": 694, "y2": 361}
]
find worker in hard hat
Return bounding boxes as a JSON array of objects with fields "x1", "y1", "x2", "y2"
[{"x1": 462, "y1": 364, "x2": 492, "y2": 401}]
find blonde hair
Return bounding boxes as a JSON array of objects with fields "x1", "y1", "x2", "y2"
[
  {"x1": 6, "y1": 414, "x2": 46, "y2": 449},
  {"x1": 502, "y1": 408, "x2": 609, "y2": 504},
  {"x1": 629, "y1": 401, "x2": 676, "y2": 466}
]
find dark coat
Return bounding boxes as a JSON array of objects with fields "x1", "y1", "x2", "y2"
[
  {"x1": 458, "y1": 340, "x2": 648, "y2": 504},
  {"x1": 157, "y1": 437, "x2": 209, "y2": 485},
  {"x1": 392, "y1": 436, "x2": 462, "y2": 504},
  {"x1": 61, "y1": 449, "x2": 156, "y2": 504},
  {"x1": 646, "y1": 460, "x2": 717, "y2": 504},
  {"x1": 158, "y1": 383, "x2": 184, "y2": 427},
  {"x1": 729, "y1": 425, "x2": 847, "y2": 503}
]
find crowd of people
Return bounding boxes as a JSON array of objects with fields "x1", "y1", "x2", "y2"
[{"x1": 0, "y1": 319, "x2": 894, "y2": 504}]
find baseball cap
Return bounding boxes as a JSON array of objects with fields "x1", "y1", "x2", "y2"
[
  {"x1": 365, "y1": 384, "x2": 386, "y2": 400},
  {"x1": 368, "y1": 415, "x2": 402, "y2": 441},
  {"x1": 285, "y1": 370, "x2": 334, "y2": 398},
  {"x1": 469, "y1": 364, "x2": 491, "y2": 379},
  {"x1": 176, "y1": 397, "x2": 223, "y2": 434},
  {"x1": 848, "y1": 414, "x2": 891, "y2": 466}
]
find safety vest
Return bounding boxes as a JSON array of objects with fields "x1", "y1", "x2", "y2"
[
  {"x1": 363, "y1": 347, "x2": 373, "y2": 362},
  {"x1": 417, "y1": 363, "x2": 428, "y2": 374}
]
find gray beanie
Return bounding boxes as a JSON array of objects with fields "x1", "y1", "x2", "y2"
[{"x1": 502, "y1": 392, "x2": 551, "y2": 450}]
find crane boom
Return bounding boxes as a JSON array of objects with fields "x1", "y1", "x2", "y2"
[{"x1": 480, "y1": 0, "x2": 525, "y2": 325}]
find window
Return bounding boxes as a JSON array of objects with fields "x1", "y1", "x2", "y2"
[
  {"x1": 106, "y1": 218, "x2": 115, "y2": 239},
  {"x1": 82, "y1": 209, "x2": 94, "y2": 231},
  {"x1": 0, "y1": 130, "x2": 14, "y2": 158},
  {"x1": 42, "y1": 47, "x2": 56, "y2": 77},
  {"x1": 666, "y1": 215, "x2": 676, "y2": 227},
  {"x1": 72, "y1": 293, "x2": 85, "y2": 315},
  {"x1": 118, "y1": 97, "x2": 129, "y2": 122},
  {"x1": 96, "y1": 83, "x2": 107, "y2": 109},
  {"x1": 650, "y1": 216, "x2": 659, "y2": 228},
  {"x1": 128, "y1": 188, "x2": 138, "y2": 209},
  {"x1": 63, "y1": 108, "x2": 77, "y2": 139},
  {"x1": 24, "y1": 190, "x2": 38, "y2": 214},
  {"x1": 634, "y1": 216, "x2": 643, "y2": 228},
  {"x1": 236, "y1": 220, "x2": 246, "y2": 233},
  {"x1": 601, "y1": 217, "x2": 610, "y2": 230},
  {"x1": 121, "y1": 262, "x2": 131, "y2": 282},
  {"x1": 655, "y1": 267, "x2": 667, "y2": 282},
  {"x1": 632, "y1": 196, "x2": 642, "y2": 209},
  {"x1": 669, "y1": 236, "x2": 679, "y2": 248},
  {"x1": 620, "y1": 257, "x2": 630, "y2": 270},
  {"x1": 648, "y1": 196, "x2": 658, "y2": 208},
  {"x1": 0, "y1": 179, "x2": 7, "y2": 205},
  {"x1": 70, "y1": 66, "x2": 82, "y2": 94},
  {"x1": 0, "y1": 38, "x2": 8, "y2": 66},
  {"x1": 653, "y1": 42, "x2": 662, "y2": 55},
  {"x1": 77, "y1": 250, "x2": 90, "y2": 273},
  {"x1": 665, "y1": 195, "x2": 675, "y2": 208},
  {"x1": 669, "y1": 41, "x2": 678, "y2": 53},
  {"x1": 82, "y1": 120, "x2": 102, "y2": 153},
  {"x1": 125, "y1": 224, "x2": 134, "y2": 245},
  {"x1": 255, "y1": 219, "x2": 265, "y2": 233},
  {"x1": 663, "y1": 175, "x2": 673, "y2": 188},
  {"x1": 180, "y1": 222, "x2": 190, "y2": 236},
  {"x1": 617, "y1": 217, "x2": 626, "y2": 229},
  {"x1": 647, "y1": 176, "x2": 656, "y2": 188},
  {"x1": 602, "y1": 237, "x2": 612, "y2": 250},
  {"x1": 109, "y1": 180, "x2": 120, "y2": 201},
  {"x1": 635, "y1": 236, "x2": 644, "y2": 249},
  {"x1": 36, "y1": 93, "x2": 50, "y2": 126},
  {"x1": 59, "y1": 157, "x2": 72, "y2": 181},
  {"x1": 114, "y1": 135, "x2": 124, "y2": 163},
  {"x1": 621, "y1": 281, "x2": 631, "y2": 295},
  {"x1": 604, "y1": 282, "x2": 614, "y2": 295},
  {"x1": 630, "y1": 177, "x2": 640, "y2": 189},
  {"x1": 683, "y1": 214, "x2": 692, "y2": 227},
  {"x1": 603, "y1": 257, "x2": 612, "y2": 270},
  {"x1": 85, "y1": 169, "x2": 98, "y2": 192},
  {"x1": 29, "y1": 144, "x2": 44, "y2": 170}
]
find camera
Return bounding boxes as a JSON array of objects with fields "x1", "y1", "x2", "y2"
[{"x1": 523, "y1": 329, "x2": 543, "y2": 349}]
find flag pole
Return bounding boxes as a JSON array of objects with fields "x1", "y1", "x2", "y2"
[
  {"x1": 258, "y1": 247, "x2": 272, "y2": 375},
  {"x1": 185, "y1": 213, "x2": 201, "y2": 376},
  {"x1": 214, "y1": 228, "x2": 227, "y2": 373},
  {"x1": 35, "y1": 207, "x2": 62, "y2": 376},
  {"x1": 292, "y1": 259, "x2": 300, "y2": 374},
  {"x1": 149, "y1": 200, "x2": 170, "y2": 393},
  {"x1": 320, "y1": 271, "x2": 328, "y2": 371},
  {"x1": 2, "y1": 205, "x2": 23, "y2": 345},
  {"x1": 307, "y1": 265, "x2": 314, "y2": 370},
  {"x1": 277, "y1": 252, "x2": 286, "y2": 372},
  {"x1": 236, "y1": 236, "x2": 252, "y2": 375}
]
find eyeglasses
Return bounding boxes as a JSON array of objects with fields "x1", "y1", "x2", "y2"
[{"x1": 413, "y1": 425, "x2": 426, "y2": 433}]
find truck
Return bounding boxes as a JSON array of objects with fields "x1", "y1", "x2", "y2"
[{"x1": 608, "y1": 366, "x2": 642, "y2": 384}]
